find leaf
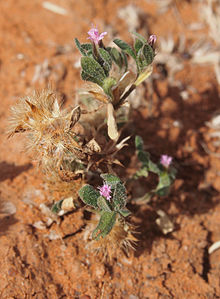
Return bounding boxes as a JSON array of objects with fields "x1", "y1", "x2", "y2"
[
  {"x1": 78, "y1": 185, "x2": 99, "y2": 208},
  {"x1": 119, "y1": 208, "x2": 131, "y2": 217},
  {"x1": 134, "y1": 39, "x2": 144, "y2": 54},
  {"x1": 107, "y1": 103, "x2": 119, "y2": 140},
  {"x1": 92, "y1": 211, "x2": 117, "y2": 240},
  {"x1": 131, "y1": 31, "x2": 147, "y2": 43},
  {"x1": 155, "y1": 171, "x2": 171, "y2": 195},
  {"x1": 81, "y1": 70, "x2": 103, "y2": 86},
  {"x1": 101, "y1": 173, "x2": 121, "y2": 187},
  {"x1": 135, "y1": 135, "x2": 144, "y2": 151},
  {"x1": 134, "y1": 167, "x2": 149, "y2": 178},
  {"x1": 51, "y1": 199, "x2": 64, "y2": 214},
  {"x1": 137, "y1": 150, "x2": 150, "y2": 166},
  {"x1": 112, "y1": 182, "x2": 127, "y2": 211},
  {"x1": 97, "y1": 196, "x2": 112, "y2": 212},
  {"x1": 148, "y1": 159, "x2": 160, "y2": 174},
  {"x1": 81, "y1": 43, "x2": 93, "y2": 51},
  {"x1": 143, "y1": 44, "x2": 155, "y2": 65},
  {"x1": 98, "y1": 48, "x2": 112, "y2": 74},
  {"x1": 134, "y1": 65, "x2": 153, "y2": 86},
  {"x1": 113, "y1": 39, "x2": 136, "y2": 59},
  {"x1": 74, "y1": 38, "x2": 87, "y2": 56},
  {"x1": 81, "y1": 56, "x2": 106, "y2": 86}
]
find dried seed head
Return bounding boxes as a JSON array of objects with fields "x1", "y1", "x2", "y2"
[
  {"x1": 84, "y1": 215, "x2": 137, "y2": 261},
  {"x1": 8, "y1": 89, "x2": 84, "y2": 170}
]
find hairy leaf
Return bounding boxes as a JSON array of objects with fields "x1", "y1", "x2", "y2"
[
  {"x1": 101, "y1": 173, "x2": 121, "y2": 187},
  {"x1": 92, "y1": 211, "x2": 117, "y2": 240},
  {"x1": 78, "y1": 184, "x2": 99, "y2": 208},
  {"x1": 113, "y1": 39, "x2": 136, "y2": 59}
]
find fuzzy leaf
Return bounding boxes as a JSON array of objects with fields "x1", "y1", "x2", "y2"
[
  {"x1": 98, "y1": 48, "x2": 112, "y2": 74},
  {"x1": 113, "y1": 39, "x2": 136, "y2": 59},
  {"x1": 81, "y1": 56, "x2": 106, "y2": 86},
  {"x1": 148, "y1": 160, "x2": 160, "y2": 174},
  {"x1": 135, "y1": 135, "x2": 144, "y2": 151},
  {"x1": 137, "y1": 151, "x2": 150, "y2": 166},
  {"x1": 51, "y1": 199, "x2": 64, "y2": 214},
  {"x1": 97, "y1": 196, "x2": 112, "y2": 212},
  {"x1": 155, "y1": 171, "x2": 171, "y2": 195},
  {"x1": 134, "y1": 39, "x2": 144, "y2": 54},
  {"x1": 78, "y1": 184, "x2": 99, "y2": 208},
  {"x1": 101, "y1": 173, "x2": 121, "y2": 187},
  {"x1": 134, "y1": 167, "x2": 149, "y2": 178},
  {"x1": 74, "y1": 38, "x2": 87, "y2": 56},
  {"x1": 143, "y1": 44, "x2": 155, "y2": 65},
  {"x1": 81, "y1": 43, "x2": 93, "y2": 51},
  {"x1": 119, "y1": 208, "x2": 131, "y2": 217},
  {"x1": 109, "y1": 47, "x2": 123, "y2": 68},
  {"x1": 131, "y1": 31, "x2": 147, "y2": 43},
  {"x1": 92, "y1": 211, "x2": 117, "y2": 240},
  {"x1": 121, "y1": 51, "x2": 128, "y2": 71},
  {"x1": 112, "y1": 182, "x2": 127, "y2": 211},
  {"x1": 81, "y1": 70, "x2": 103, "y2": 86},
  {"x1": 134, "y1": 65, "x2": 153, "y2": 86}
]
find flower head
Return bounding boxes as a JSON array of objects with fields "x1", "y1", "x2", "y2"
[
  {"x1": 148, "y1": 34, "x2": 157, "y2": 46},
  {"x1": 160, "y1": 155, "x2": 172, "y2": 168},
  {"x1": 98, "y1": 183, "x2": 111, "y2": 201},
  {"x1": 87, "y1": 26, "x2": 107, "y2": 44}
]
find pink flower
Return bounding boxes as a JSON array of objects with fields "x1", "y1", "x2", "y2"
[
  {"x1": 87, "y1": 26, "x2": 107, "y2": 44},
  {"x1": 148, "y1": 34, "x2": 157, "y2": 46},
  {"x1": 98, "y1": 183, "x2": 111, "y2": 201},
  {"x1": 160, "y1": 155, "x2": 172, "y2": 168}
]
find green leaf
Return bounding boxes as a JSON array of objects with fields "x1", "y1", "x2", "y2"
[
  {"x1": 81, "y1": 56, "x2": 106, "y2": 86},
  {"x1": 112, "y1": 182, "x2": 127, "y2": 211},
  {"x1": 81, "y1": 70, "x2": 103, "y2": 86},
  {"x1": 113, "y1": 39, "x2": 136, "y2": 59},
  {"x1": 135, "y1": 135, "x2": 144, "y2": 151},
  {"x1": 74, "y1": 38, "x2": 87, "y2": 56},
  {"x1": 81, "y1": 43, "x2": 93, "y2": 51},
  {"x1": 51, "y1": 199, "x2": 64, "y2": 214},
  {"x1": 78, "y1": 184, "x2": 99, "y2": 208},
  {"x1": 102, "y1": 77, "x2": 117, "y2": 97},
  {"x1": 98, "y1": 48, "x2": 112, "y2": 74},
  {"x1": 97, "y1": 196, "x2": 112, "y2": 212},
  {"x1": 92, "y1": 211, "x2": 117, "y2": 240},
  {"x1": 148, "y1": 160, "x2": 160, "y2": 174},
  {"x1": 155, "y1": 171, "x2": 171, "y2": 194},
  {"x1": 137, "y1": 150, "x2": 150, "y2": 166},
  {"x1": 119, "y1": 208, "x2": 131, "y2": 217},
  {"x1": 101, "y1": 173, "x2": 121, "y2": 187},
  {"x1": 134, "y1": 39, "x2": 144, "y2": 54},
  {"x1": 156, "y1": 186, "x2": 170, "y2": 196},
  {"x1": 121, "y1": 51, "x2": 128, "y2": 71},
  {"x1": 134, "y1": 167, "x2": 149, "y2": 178},
  {"x1": 143, "y1": 44, "x2": 155, "y2": 65},
  {"x1": 131, "y1": 31, "x2": 147, "y2": 43},
  {"x1": 110, "y1": 48, "x2": 123, "y2": 68}
]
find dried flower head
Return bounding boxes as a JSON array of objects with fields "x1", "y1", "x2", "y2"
[
  {"x1": 84, "y1": 215, "x2": 137, "y2": 261},
  {"x1": 87, "y1": 26, "x2": 107, "y2": 44},
  {"x1": 98, "y1": 183, "x2": 111, "y2": 201},
  {"x1": 160, "y1": 154, "x2": 172, "y2": 168},
  {"x1": 8, "y1": 89, "x2": 85, "y2": 178}
]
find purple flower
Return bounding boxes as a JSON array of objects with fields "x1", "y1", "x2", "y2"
[
  {"x1": 98, "y1": 183, "x2": 111, "y2": 201},
  {"x1": 148, "y1": 34, "x2": 157, "y2": 46},
  {"x1": 87, "y1": 26, "x2": 107, "y2": 44},
  {"x1": 160, "y1": 155, "x2": 172, "y2": 168}
]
